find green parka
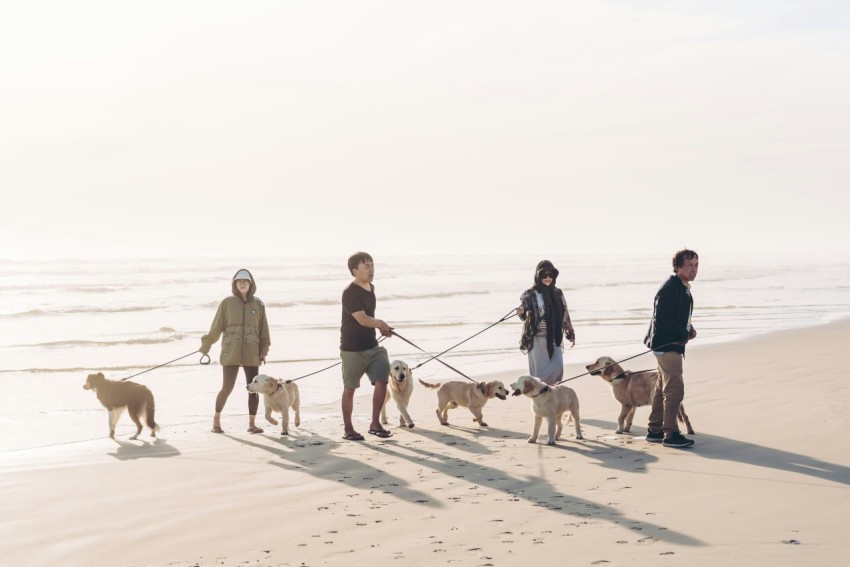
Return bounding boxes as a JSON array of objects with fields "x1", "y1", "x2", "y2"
[{"x1": 200, "y1": 269, "x2": 271, "y2": 366}]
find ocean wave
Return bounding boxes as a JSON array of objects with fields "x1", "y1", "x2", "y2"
[
  {"x1": 381, "y1": 291, "x2": 490, "y2": 301},
  {"x1": 20, "y1": 335, "x2": 186, "y2": 349},
  {"x1": 0, "y1": 363, "x2": 197, "y2": 375},
  {"x1": 264, "y1": 299, "x2": 338, "y2": 308},
  {"x1": 0, "y1": 306, "x2": 158, "y2": 319},
  {"x1": 65, "y1": 286, "x2": 127, "y2": 294}
]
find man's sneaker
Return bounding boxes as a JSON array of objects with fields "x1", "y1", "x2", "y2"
[
  {"x1": 645, "y1": 430, "x2": 664, "y2": 443},
  {"x1": 662, "y1": 432, "x2": 695, "y2": 448}
]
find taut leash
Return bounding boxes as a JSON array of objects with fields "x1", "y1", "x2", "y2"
[
  {"x1": 552, "y1": 342, "x2": 682, "y2": 386},
  {"x1": 285, "y1": 335, "x2": 388, "y2": 383},
  {"x1": 120, "y1": 351, "x2": 209, "y2": 381},
  {"x1": 390, "y1": 331, "x2": 478, "y2": 383},
  {"x1": 412, "y1": 308, "x2": 518, "y2": 370}
]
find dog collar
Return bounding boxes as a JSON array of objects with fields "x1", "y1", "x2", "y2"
[
  {"x1": 611, "y1": 372, "x2": 627, "y2": 382},
  {"x1": 271, "y1": 381, "x2": 283, "y2": 395},
  {"x1": 532, "y1": 385, "x2": 551, "y2": 397}
]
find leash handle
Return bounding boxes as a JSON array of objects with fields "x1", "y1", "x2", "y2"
[{"x1": 199, "y1": 353, "x2": 211, "y2": 365}]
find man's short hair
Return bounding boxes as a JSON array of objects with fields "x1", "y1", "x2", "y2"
[
  {"x1": 672, "y1": 249, "x2": 698, "y2": 272},
  {"x1": 347, "y1": 251, "x2": 373, "y2": 276}
]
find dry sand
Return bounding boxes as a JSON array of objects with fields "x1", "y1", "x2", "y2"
[{"x1": 2, "y1": 319, "x2": 849, "y2": 566}]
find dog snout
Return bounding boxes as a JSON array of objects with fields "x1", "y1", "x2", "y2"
[
  {"x1": 398, "y1": 372, "x2": 406, "y2": 381},
  {"x1": 511, "y1": 389, "x2": 521, "y2": 396}
]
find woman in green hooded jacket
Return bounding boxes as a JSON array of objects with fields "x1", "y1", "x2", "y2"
[{"x1": 200, "y1": 268, "x2": 271, "y2": 434}]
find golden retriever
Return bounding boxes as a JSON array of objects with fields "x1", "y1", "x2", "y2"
[
  {"x1": 83, "y1": 372, "x2": 159, "y2": 440},
  {"x1": 246, "y1": 374, "x2": 301, "y2": 436},
  {"x1": 381, "y1": 360, "x2": 415, "y2": 428},
  {"x1": 510, "y1": 375, "x2": 582, "y2": 445},
  {"x1": 586, "y1": 356, "x2": 694, "y2": 435},
  {"x1": 418, "y1": 378, "x2": 508, "y2": 427}
]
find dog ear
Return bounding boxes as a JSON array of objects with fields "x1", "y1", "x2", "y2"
[
  {"x1": 96, "y1": 372, "x2": 104, "y2": 379},
  {"x1": 523, "y1": 380, "x2": 534, "y2": 395}
]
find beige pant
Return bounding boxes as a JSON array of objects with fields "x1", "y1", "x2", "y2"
[{"x1": 648, "y1": 352, "x2": 685, "y2": 436}]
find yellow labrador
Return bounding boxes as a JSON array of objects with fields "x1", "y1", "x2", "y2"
[
  {"x1": 586, "y1": 356, "x2": 694, "y2": 435},
  {"x1": 418, "y1": 379, "x2": 508, "y2": 427},
  {"x1": 381, "y1": 360, "x2": 415, "y2": 428},
  {"x1": 247, "y1": 374, "x2": 301, "y2": 436},
  {"x1": 510, "y1": 375, "x2": 582, "y2": 445}
]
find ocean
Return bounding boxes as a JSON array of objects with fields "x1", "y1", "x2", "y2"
[{"x1": 2, "y1": 253, "x2": 850, "y2": 451}]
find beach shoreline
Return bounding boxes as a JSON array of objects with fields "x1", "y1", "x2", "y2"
[{"x1": 2, "y1": 318, "x2": 850, "y2": 566}]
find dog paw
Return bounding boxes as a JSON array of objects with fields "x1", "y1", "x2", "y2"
[
  {"x1": 576, "y1": 435, "x2": 584, "y2": 440},
  {"x1": 547, "y1": 440, "x2": 557, "y2": 446},
  {"x1": 527, "y1": 437, "x2": 537, "y2": 444},
  {"x1": 615, "y1": 429, "x2": 625, "y2": 434},
  {"x1": 280, "y1": 431, "x2": 288, "y2": 436},
  {"x1": 479, "y1": 422, "x2": 488, "y2": 427},
  {"x1": 267, "y1": 417, "x2": 279, "y2": 425},
  {"x1": 407, "y1": 423, "x2": 415, "y2": 429}
]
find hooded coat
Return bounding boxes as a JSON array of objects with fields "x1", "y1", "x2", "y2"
[
  {"x1": 518, "y1": 260, "x2": 574, "y2": 357},
  {"x1": 200, "y1": 268, "x2": 271, "y2": 366}
]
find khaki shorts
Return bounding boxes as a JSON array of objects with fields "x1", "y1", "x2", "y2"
[{"x1": 340, "y1": 346, "x2": 390, "y2": 389}]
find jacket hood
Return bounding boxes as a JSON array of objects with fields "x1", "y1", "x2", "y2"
[
  {"x1": 231, "y1": 268, "x2": 257, "y2": 300},
  {"x1": 533, "y1": 260, "x2": 559, "y2": 287}
]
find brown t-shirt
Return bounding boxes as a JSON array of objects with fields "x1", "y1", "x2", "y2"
[{"x1": 340, "y1": 283, "x2": 378, "y2": 352}]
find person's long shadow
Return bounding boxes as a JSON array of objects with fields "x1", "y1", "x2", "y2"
[
  {"x1": 222, "y1": 430, "x2": 439, "y2": 507},
  {"x1": 365, "y1": 431, "x2": 702, "y2": 546},
  {"x1": 107, "y1": 437, "x2": 181, "y2": 460},
  {"x1": 418, "y1": 421, "x2": 661, "y2": 475},
  {"x1": 582, "y1": 418, "x2": 850, "y2": 486},
  {"x1": 696, "y1": 432, "x2": 850, "y2": 486}
]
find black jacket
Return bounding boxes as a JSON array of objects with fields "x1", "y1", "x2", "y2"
[{"x1": 644, "y1": 275, "x2": 693, "y2": 355}]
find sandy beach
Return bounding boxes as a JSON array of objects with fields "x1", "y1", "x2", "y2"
[{"x1": 2, "y1": 318, "x2": 849, "y2": 566}]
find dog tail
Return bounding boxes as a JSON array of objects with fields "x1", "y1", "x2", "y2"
[
  {"x1": 145, "y1": 389, "x2": 160, "y2": 433},
  {"x1": 418, "y1": 379, "x2": 439, "y2": 389}
]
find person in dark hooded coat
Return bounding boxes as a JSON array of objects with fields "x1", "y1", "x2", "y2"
[{"x1": 517, "y1": 260, "x2": 575, "y2": 385}]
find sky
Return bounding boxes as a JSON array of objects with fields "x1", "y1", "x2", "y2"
[{"x1": 1, "y1": 0, "x2": 849, "y2": 261}]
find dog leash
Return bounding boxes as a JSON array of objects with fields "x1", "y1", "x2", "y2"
[
  {"x1": 285, "y1": 335, "x2": 389, "y2": 383},
  {"x1": 411, "y1": 308, "x2": 518, "y2": 371},
  {"x1": 552, "y1": 342, "x2": 683, "y2": 386},
  {"x1": 119, "y1": 350, "x2": 209, "y2": 381},
  {"x1": 390, "y1": 331, "x2": 479, "y2": 384}
]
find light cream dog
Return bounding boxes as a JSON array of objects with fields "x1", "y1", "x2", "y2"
[
  {"x1": 586, "y1": 356, "x2": 694, "y2": 435},
  {"x1": 247, "y1": 374, "x2": 301, "y2": 436},
  {"x1": 381, "y1": 360, "x2": 415, "y2": 428},
  {"x1": 418, "y1": 378, "x2": 508, "y2": 427},
  {"x1": 510, "y1": 374, "x2": 582, "y2": 445}
]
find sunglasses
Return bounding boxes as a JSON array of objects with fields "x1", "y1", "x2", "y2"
[{"x1": 541, "y1": 271, "x2": 555, "y2": 279}]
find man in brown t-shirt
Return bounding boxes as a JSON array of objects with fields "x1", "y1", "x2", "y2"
[{"x1": 339, "y1": 251, "x2": 393, "y2": 440}]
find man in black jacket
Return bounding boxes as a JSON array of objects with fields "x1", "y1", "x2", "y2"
[{"x1": 644, "y1": 249, "x2": 699, "y2": 448}]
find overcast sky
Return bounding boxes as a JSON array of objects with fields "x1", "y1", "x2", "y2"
[{"x1": 2, "y1": 1, "x2": 848, "y2": 261}]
